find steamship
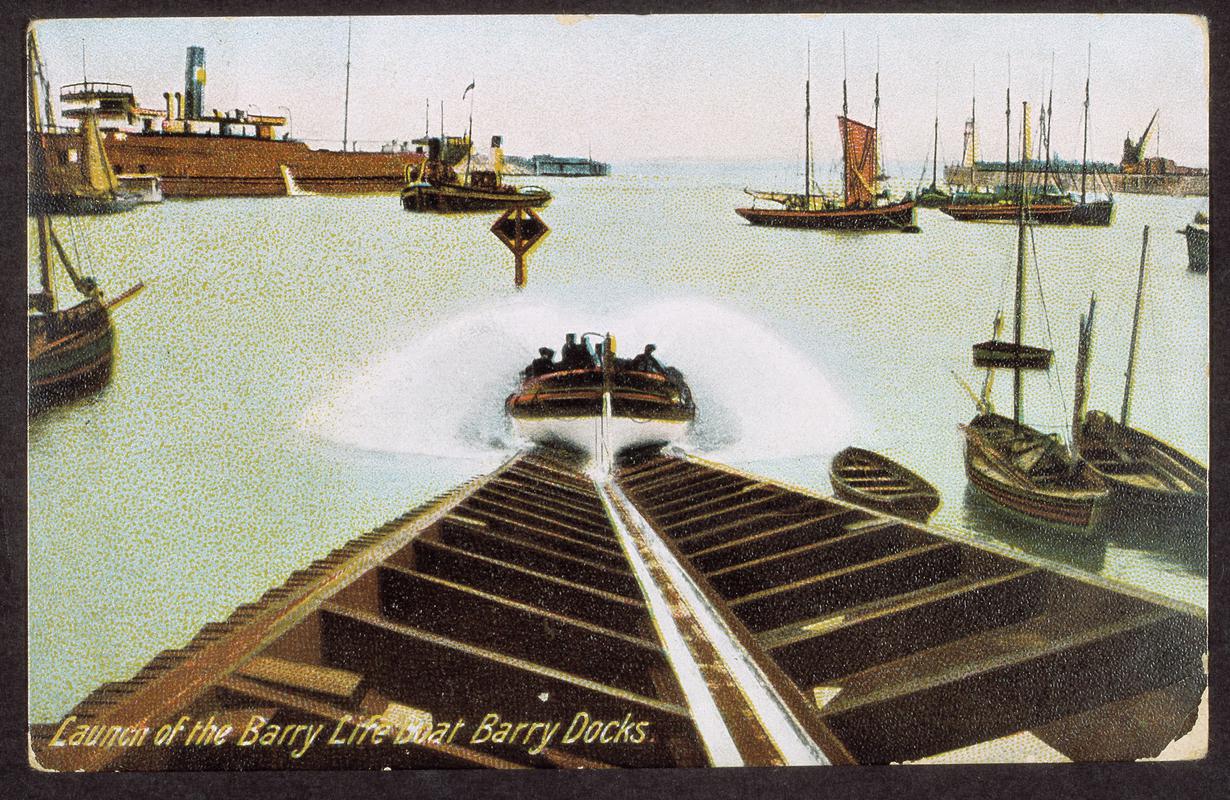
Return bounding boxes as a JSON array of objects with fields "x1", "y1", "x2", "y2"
[{"x1": 34, "y1": 46, "x2": 441, "y2": 198}]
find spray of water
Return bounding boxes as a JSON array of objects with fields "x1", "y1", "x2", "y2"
[{"x1": 300, "y1": 295, "x2": 859, "y2": 463}]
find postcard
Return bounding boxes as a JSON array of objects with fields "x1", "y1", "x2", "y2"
[{"x1": 26, "y1": 13, "x2": 1208, "y2": 772}]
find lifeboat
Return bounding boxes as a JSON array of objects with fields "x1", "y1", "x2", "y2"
[{"x1": 505, "y1": 333, "x2": 695, "y2": 461}]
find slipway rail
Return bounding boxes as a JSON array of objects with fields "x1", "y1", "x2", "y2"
[{"x1": 31, "y1": 450, "x2": 1205, "y2": 770}]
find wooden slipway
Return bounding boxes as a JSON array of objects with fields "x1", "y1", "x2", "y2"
[{"x1": 30, "y1": 451, "x2": 1206, "y2": 770}]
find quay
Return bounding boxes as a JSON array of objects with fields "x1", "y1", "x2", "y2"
[{"x1": 30, "y1": 450, "x2": 1206, "y2": 770}]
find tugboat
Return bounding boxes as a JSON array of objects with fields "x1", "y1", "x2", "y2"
[
  {"x1": 401, "y1": 136, "x2": 551, "y2": 213},
  {"x1": 506, "y1": 333, "x2": 695, "y2": 464},
  {"x1": 736, "y1": 43, "x2": 917, "y2": 231}
]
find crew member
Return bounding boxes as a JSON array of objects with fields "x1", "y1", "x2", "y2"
[
  {"x1": 525, "y1": 347, "x2": 556, "y2": 378},
  {"x1": 559, "y1": 334, "x2": 589, "y2": 370},
  {"x1": 631, "y1": 343, "x2": 663, "y2": 373}
]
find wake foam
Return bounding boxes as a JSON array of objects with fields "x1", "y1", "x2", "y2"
[{"x1": 300, "y1": 296, "x2": 859, "y2": 462}]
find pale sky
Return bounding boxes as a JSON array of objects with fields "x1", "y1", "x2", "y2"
[{"x1": 32, "y1": 14, "x2": 1209, "y2": 167}]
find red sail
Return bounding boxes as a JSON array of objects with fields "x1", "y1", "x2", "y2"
[{"x1": 839, "y1": 116, "x2": 877, "y2": 207}]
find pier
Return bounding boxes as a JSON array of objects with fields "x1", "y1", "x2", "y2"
[{"x1": 30, "y1": 450, "x2": 1206, "y2": 770}]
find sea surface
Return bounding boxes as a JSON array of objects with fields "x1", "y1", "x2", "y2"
[{"x1": 27, "y1": 160, "x2": 1209, "y2": 722}]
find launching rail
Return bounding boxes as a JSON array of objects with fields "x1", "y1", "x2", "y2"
[{"x1": 31, "y1": 451, "x2": 1205, "y2": 769}]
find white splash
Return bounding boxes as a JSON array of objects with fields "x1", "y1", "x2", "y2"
[{"x1": 300, "y1": 296, "x2": 858, "y2": 462}]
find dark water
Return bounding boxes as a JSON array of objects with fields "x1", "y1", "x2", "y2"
[{"x1": 27, "y1": 161, "x2": 1207, "y2": 721}]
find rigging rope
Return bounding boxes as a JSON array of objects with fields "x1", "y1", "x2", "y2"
[{"x1": 1027, "y1": 224, "x2": 1070, "y2": 447}]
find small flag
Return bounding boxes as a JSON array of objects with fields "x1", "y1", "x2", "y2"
[{"x1": 462, "y1": 81, "x2": 475, "y2": 99}]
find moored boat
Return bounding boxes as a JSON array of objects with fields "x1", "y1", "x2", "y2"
[
  {"x1": 27, "y1": 31, "x2": 144, "y2": 412},
  {"x1": 828, "y1": 447, "x2": 940, "y2": 521},
  {"x1": 736, "y1": 43, "x2": 917, "y2": 232},
  {"x1": 1077, "y1": 227, "x2": 1208, "y2": 512},
  {"x1": 506, "y1": 334, "x2": 694, "y2": 463},
  {"x1": 960, "y1": 134, "x2": 1108, "y2": 529}
]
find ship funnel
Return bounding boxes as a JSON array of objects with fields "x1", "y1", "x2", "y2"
[
  {"x1": 174, "y1": 92, "x2": 183, "y2": 120},
  {"x1": 184, "y1": 46, "x2": 206, "y2": 119},
  {"x1": 428, "y1": 137, "x2": 442, "y2": 160},
  {"x1": 491, "y1": 135, "x2": 504, "y2": 177},
  {"x1": 164, "y1": 91, "x2": 174, "y2": 120}
]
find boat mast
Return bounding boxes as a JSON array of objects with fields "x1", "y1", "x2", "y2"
[
  {"x1": 424, "y1": 98, "x2": 430, "y2": 139},
  {"x1": 931, "y1": 80, "x2": 939, "y2": 192},
  {"x1": 841, "y1": 33, "x2": 850, "y2": 207},
  {"x1": 27, "y1": 31, "x2": 55, "y2": 311},
  {"x1": 1004, "y1": 55, "x2": 1012, "y2": 195},
  {"x1": 1080, "y1": 43, "x2": 1091, "y2": 204},
  {"x1": 1044, "y1": 53, "x2": 1054, "y2": 191},
  {"x1": 342, "y1": 17, "x2": 352, "y2": 152},
  {"x1": 1071, "y1": 294, "x2": 1096, "y2": 457},
  {"x1": 1121, "y1": 226, "x2": 1149, "y2": 426},
  {"x1": 805, "y1": 42, "x2": 811, "y2": 207},
  {"x1": 874, "y1": 38, "x2": 881, "y2": 193},
  {"x1": 969, "y1": 65, "x2": 978, "y2": 187},
  {"x1": 1012, "y1": 106, "x2": 1029, "y2": 427}
]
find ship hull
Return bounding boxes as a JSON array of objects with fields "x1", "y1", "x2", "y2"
[
  {"x1": 29, "y1": 298, "x2": 114, "y2": 413},
  {"x1": 945, "y1": 165, "x2": 1208, "y2": 197},
  {"x1": 1079, "y1": 412, "x2": 1207, "y2": 513},
  {"x1": 401, "y1": 184, "x2": 552, "y2": 213},
  {"x1": 941, "y1": 201, "x2": 1076, "y2": 224},
  {"x1": 735, "y1": 200, "x2": 916, "y2": 230},
  {"x1": 29, "y1": 191, "x2": 141, "y2": 215},
  {"x1": 507, "y1": 367, "x2": 694, "y2": 457},
  {"x1": 962, "y1": 415, "x2": 1107, "y2": 530},
  {"x1": 1069, "y1": 200, "x2": 1115, "y2": 226},
  {"x1": 39, "y1": 131, "x2": 427, "y2": 198},
  {"x1": 512, "y1": 415, "x2": 689, "y2": 456}
]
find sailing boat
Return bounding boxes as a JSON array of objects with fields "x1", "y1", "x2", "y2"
[
  {"x1": 1068, "y1": 46, "x2": 1114, "y2": 226},
  {"x1": 915, "y1": 82, "x2": 951, "y2": 208},
  {"x1": 942, "y1": 82, "x2": 1075, "y2": 224},
  {"x1": 1077, "y1": 227, "x2": 1207, "y2": 511},
  {"x1": 736, "y1": 44, "x2": 917, "y2": 231},
  {"x1": 960, "y1": 113, "x2": 1108, "y2": 528},
  {"x1": 27, "y1": 30, "x2": 144, "y2": 412},
  {"x1": 27, "y1": 37, "x2": 137, "y2": 215}
]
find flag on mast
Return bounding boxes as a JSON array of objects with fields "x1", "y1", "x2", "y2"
[{"x1": 462, "y1": 81, "x2": 475, "y2": 99}]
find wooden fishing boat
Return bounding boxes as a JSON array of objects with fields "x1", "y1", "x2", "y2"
[
  {"x1": 1077, "y1": 227, "x2": 1208, "y2": 512},
  {"x1": 828, "y1": 447, "x2": 940, "y2": 521},
  {"x1": 942, "y1": 197, "x2": 1074, "y2": 223},
  {"x1": 963, "y1": 413, "x2": 1107, "y2": 528},
  {"x1": 943, "y1": 52, "x2": 1112, "y2": 227},
  {"x1": 735, "y1": 44, "x2": 917, "y2": 232},
  {"x1": 960, "y1": 137, "x2": 1108, "y2": 529},
  {"x1": 401, "y1": 136, "x2": 550, "y2": 213},
  {"x1": 1080, "y1": 411, "x2": 1207, "y2": 512},
  {"x1": 27, "y1": 31, "x2": 144, "y2": 413},
  {"x1": 506, "y1": 334, "x2": 694, "y2": 465}
]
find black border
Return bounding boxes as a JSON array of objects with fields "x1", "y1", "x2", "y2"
[{"x1": 4, "y1": 2, "x2": 1225, "y2": 798}]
